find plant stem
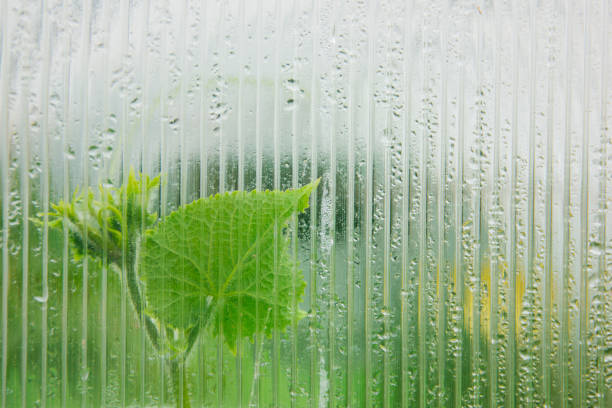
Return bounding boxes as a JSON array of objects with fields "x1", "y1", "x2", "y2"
[
  {"x1": 126, "y1": 256, "x2": 212, "y2": 407},
  {"x1": 126, "y1": 260, "x2": 192, "y2": 405},
  {"x1": 171, "y1": 358, "x2": 191, "y2": 408},
  {"x1": 125, "y1": 259, "x2": 160, "y2": 349}
]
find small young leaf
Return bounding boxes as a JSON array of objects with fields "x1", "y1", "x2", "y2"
[
  {"x1": 40, "y1": 169, "x2": 160, "y2": 266},
  {"x1": 140, "y1": 180, "x2": 319, "y2": 351}
]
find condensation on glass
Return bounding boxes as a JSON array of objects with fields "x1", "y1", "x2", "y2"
[{"x1": 0, "y1": 0, "x2": 610, "y2": 407}]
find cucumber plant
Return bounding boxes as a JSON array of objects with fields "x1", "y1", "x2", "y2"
[{"x1": 40, "y1": 170, "x2": 319, "y2": 407}]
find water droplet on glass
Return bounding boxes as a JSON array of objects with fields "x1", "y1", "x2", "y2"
[
  {"x1": 65, "y1": 146, "x2": 76, "y2": 160},
  {"x1": 589, "y1": 241, "x2": 603, "y2": 256},
  {"x1": 284, "y1": 98, "x2": 297, "y2": 111},
  {"x1": 34, "y1": 294, "x2": 48, "y2": 303}
]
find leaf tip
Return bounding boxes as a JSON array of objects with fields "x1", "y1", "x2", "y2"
[{"x1": 296, "y1": 178, "x2": 320, "y2": 212}]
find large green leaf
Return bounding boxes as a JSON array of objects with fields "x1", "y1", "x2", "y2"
[{"x1": 140, "y1": 180, "x2": 319, "y2": 351}]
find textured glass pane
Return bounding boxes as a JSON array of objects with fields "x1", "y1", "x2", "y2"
[{"x1": 1, "y1": 0, "x2": 610, "y2": 407}]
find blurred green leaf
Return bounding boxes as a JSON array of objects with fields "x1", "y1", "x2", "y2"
[{"x1": 141, "y1": 180, "x2": 318, "y2": 352}]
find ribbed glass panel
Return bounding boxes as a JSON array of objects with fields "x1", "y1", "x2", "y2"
[{"x1": 0, "y1": 1, "x2": 610, "y2": 407}]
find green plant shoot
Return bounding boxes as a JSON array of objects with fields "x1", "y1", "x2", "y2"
[{"x1": 39, "y1": 170, "x2": 319, "y2": 408}]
